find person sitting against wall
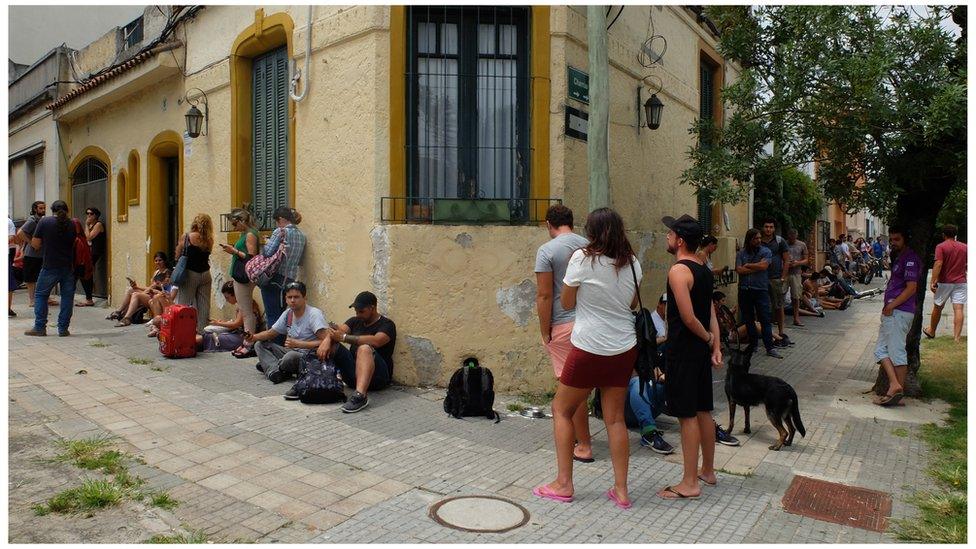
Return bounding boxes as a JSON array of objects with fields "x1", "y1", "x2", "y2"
[
  {"x1": 145, "y1": 272, "x2": 179, "y2": 339},
  {"x1": 245, "y1": 281, "x2": 329, "y2": 385},
  {"x1": 108, "y1": 252, "x2": 170, "y2": 322},
  {"x1": 196, "y1": 281, "x2": 265, "y2": 352},
  {"x1": 316, "y1": 291, "x2": 397, "y2": 413}
]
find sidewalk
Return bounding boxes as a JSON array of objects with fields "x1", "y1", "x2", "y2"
[{"x1": 7, "y1": 285, "x2": 950, "y2": 543}]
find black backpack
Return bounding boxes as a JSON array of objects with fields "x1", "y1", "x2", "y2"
[
  {"x1": 443, "y1": 358, "x2": 500, "y2": 423},
  {"x1": 630, "y1": 261, "x2": 663, "y2": 403},
  {"x1": 292, "y1": 356, "x2": 347, "y2": 404}
]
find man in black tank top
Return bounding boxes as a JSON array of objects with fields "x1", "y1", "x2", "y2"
[{"x1": 657, "y1": 215, "x2": 723, "y2": 501}]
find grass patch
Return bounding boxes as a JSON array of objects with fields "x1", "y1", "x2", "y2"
[
  {"x1": 891, "y1": 428, "x2": 909, "y2": 438},
  {"x1": 129, "y1": 357, "x2": 154, "y2": 365},
  {"x1": 892, "y1": 337, "x2": 966, "y2": 543},
  {"x1": 506, "y1": 403, "x2": 527, "y2": 413},
  {"x1": 147, "y1": 491, "x2": 178, "y2": 510},
  {"x1": 716, "y1": 468, "x2": 754, "y2": 478},
  {"x1": 89, "y1": 340, "x2": 109, "y2": 348},
  {"x1": 149, "y1": 366, "x2": 167, "y2": 372},
  {"x1": 54, "y1": 436, "x2": 128, "y2": 474},
  {"x1": 33, "y1": 479, "x2": 125, "y2": 515},
  {"x1": 146, "y1": 531, "x2": 208, "y2": 544},
  {"x1": 519, "y1": 391, "x2": 556, "y2": 406}
]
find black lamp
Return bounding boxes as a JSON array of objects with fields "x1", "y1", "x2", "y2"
[
  {"x1": 644, "y1": 93, "x2": 663, "y2": 130},
  {"x1": 183, "y1": 88, "x2": 208, "y2": 138}
]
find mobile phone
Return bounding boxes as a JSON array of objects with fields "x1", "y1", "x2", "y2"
[{"x1": 126, "y1": 276, "x2": 136, "y2": 286}]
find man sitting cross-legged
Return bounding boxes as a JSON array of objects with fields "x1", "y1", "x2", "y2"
[
  {"x1": 317, "y1": 291, "x2": 397, "y2": 413},
  {"x1": 244, "y1": 281, "x2": 329, "y2": 385}
]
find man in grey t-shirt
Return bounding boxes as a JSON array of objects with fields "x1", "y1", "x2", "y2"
[
  {"x1": 16, "y1": 201, "x2": 46, "y2": 306},
  {"x1": 786, "y1": 229, "x2": 809, "y2": 327},
  {"x1": 535, "y1": 204, "x2": 591, "y2": 461},
  {"x1": 245, "y1": 281, "x2": 329, "y2": 385}
]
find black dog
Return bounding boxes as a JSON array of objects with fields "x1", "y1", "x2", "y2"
[{"x1": 725, "y1": 344, "x2": 806, "y2": 450}]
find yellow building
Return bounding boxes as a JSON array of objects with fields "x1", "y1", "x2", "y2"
[{"x1": 42, "y1": 5, "x2": 747, "y2": 392}]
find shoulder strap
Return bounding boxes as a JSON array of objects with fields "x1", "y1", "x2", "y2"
[
  {"x1": 629, "y1": 259, "x2": 644, "y2": 312},
  {"x1": 287, "y1": 310, "x2": 294, "y2": 330}
]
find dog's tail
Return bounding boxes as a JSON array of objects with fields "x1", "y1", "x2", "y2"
[{"x1": 790, "y1": 397, "x2": 806, "y2": 438}]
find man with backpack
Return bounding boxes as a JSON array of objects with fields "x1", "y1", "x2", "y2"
[
  {"x1": 760, "y1": 218, "x2": 793, "y2": 347},
  {"x1": 244, "y1": 281, "x2": 329, "y2": 387},
  {"x1": 320, "y1": 291, "x2": 397, "y2": 413}
]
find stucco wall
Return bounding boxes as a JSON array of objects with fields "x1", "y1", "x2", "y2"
[
  {"x1": 8, "y1": 104, "x2": 63, "y2": 220},
  {"x1": 51, "y1": 5, "x2": 749, "y2": 392}
]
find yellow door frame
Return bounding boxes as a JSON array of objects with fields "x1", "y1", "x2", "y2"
[{"x1": 146, "y1": 130, "x2": 184, "y2": 278}]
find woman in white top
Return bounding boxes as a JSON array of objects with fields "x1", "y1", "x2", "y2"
[{"x1": 534, "y1": 207, "x2": 641, "y2": 510}]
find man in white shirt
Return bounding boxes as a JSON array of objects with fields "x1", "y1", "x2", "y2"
[{"x1": 651, "y1": 293, "x2": 667, "y2": 346}]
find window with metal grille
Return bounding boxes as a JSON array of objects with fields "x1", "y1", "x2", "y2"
[
  {"x1": 406, "y1": 6, "x2": 531, "y2": 205},
  {"x1": 698, "y1": 58, "x2": 719, "y2": 233},
  {"x1": 252, "y1": 47, "x2": 289, "y2": 230},
  {"x1": 122, "y1": 17, "x2": 143, "y2": 50}
]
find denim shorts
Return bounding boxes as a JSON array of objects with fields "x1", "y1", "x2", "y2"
[{"x1": 874, "y1": 309, "x2": 913, "y2": 366}]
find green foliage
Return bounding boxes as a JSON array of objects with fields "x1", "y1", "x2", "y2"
[
  {"x1": 685, "y1": 6, "x2": 966, "y2": 226},
  {"x1": 33, "y1": 479, "x2": 125, "y2": 514},
  {"x1": 752, "y1": 162, "x2": 822, "y2": 234},
  {"x1": 891, "y1": 428, "x2": 909, "y2": 438},
  {"x1": 55, "y1": 436, "x2": 127, "y2": 474},
  {"x1": 129, "y1": 357, "x2": 154, "y2": 365},
  {"x1": 894, "y1": 337, "x2": 967, "y2": 542},
  {"x1": 519, "y1": 391, "x2": 556, "y2": 406},
  {"x1": 147, "y1": 491, "x2": 179, "y2": 510},
  {"x1": 936, "y1": 186, "x2": 967, "y2": 242},
  {"x1": 146, "y1": 531, "x2": 209, "y2": 544}
]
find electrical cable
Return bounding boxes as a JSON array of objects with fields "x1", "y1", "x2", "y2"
[{"x1": 606, "y1": 6, "x2": 624, "y2": 31}]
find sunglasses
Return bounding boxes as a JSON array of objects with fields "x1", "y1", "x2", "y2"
[{"x1": 284, "y1": 282, "x2": 305, "y2": 291}]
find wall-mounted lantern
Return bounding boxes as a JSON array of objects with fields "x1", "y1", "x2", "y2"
[
  {"x1": 637, "y1": 76, "x2": 664, "y2": 134},
  {"x1": 183, "y1": 87, "x2": 208, "y2": 138}
]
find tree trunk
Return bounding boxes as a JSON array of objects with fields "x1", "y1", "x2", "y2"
[
  {"x1": 870, "y1": 182, "x2": 952, "y2": 396},
  {"x1": 586, "y1": 6, "x2": 611, "y2": 210}
]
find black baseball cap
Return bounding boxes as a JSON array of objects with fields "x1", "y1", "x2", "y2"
[
  {"x1": 349, "y1": 291, "x2": 378, "y2": 309},
  {"x1": 661, "y1": 214, "x2": 703, "y2": 240}
]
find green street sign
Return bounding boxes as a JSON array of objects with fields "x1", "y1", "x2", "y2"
[{"x1": 568, "y1": 66, "x2": 589, "y2": 104}]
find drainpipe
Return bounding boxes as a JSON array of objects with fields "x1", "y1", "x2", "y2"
[{"x1": 289, "y1": 5, "x2": 312, "y2": 102}]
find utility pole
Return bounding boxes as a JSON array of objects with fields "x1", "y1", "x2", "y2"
[{"x1": 587, "y1": 6, "x2": 610, "y2": 211}]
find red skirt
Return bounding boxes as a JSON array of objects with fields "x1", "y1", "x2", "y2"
[{"x1": 559, "y1": 344, "x2": 637, "y2": 389}]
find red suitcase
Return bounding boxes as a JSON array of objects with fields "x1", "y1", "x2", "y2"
[{"x1": 158, "y1": 304, "x2": 198, "y2": 358}]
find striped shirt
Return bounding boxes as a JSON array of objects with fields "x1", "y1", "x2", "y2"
[{"x1": 262, "y1": 224, "x2": 306, "y2": 281}]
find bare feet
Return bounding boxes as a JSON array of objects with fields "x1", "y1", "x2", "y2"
[{"x1": 697, "y1": 470, "x2": 717, "y2": 486}]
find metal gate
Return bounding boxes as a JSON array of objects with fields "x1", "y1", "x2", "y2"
[{"x1": 71, "y1": 158, "x2": 109, "y2": 298}]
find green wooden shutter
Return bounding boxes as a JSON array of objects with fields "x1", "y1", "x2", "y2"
[{"x1": 253, "y1": 47, "x2": 289, "y2": 224}]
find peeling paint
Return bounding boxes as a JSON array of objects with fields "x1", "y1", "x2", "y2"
[
  {"x1": 405, "y1": 335, "x2": 443, "y2": 386},
  {"x1": 496, "y1": 279, "x2": 537, "y2": 327},
  {"x1": 454, "y1": 232, "x2": 473, "y2": 248},
  {"x1": 211, "y1": 266, "x2": 227, "y2": 309},
  {"x1": 370, "y1": 225, "x2": 390, "y2": 314}
]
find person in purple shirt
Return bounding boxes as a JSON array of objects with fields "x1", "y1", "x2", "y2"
[{"x1": 873, "y1": 226, "x2": 919, "y2": 407}]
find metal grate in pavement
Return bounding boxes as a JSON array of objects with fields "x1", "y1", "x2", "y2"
[{"x1": 782, "y1": 475, "x2": 892, "y2": 532}]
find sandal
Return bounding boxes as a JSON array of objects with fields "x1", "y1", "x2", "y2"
[
  {"x1": 606, "y1": 488, "x2": 632, "y2": 509},
  {"x1": 922, "y1": 328, "x2": 935, "y2": 339},
  {"x1": 533, "y1": 484, "x2": 573, "y2": 503},
  {"x1": 232, "y1": 346, "x2": 256, "y2": 359},
  {"x1": 698, "y1": 474, "x2": 717, "y2": 487},
  {"x1": 657, "y1": 486, "x2": 700, "y2": 500},
  {"x1": 876, "y1": 392, "x2": 904, "y2": 407},
  {"x1": 106, "y1": 311, "x2": 121, "y2": 320},
  {"x1": 114, "y1": 318, "x2": 132, "y2": 327},
  {"x1": 75, "y1": 301, "x2": 95, "y2": 307}
]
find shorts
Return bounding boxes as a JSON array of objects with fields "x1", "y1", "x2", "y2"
[
  {"x1": 560, "y1": 344, "x2": 636, "y2": 389},
  {"x1": 769, "y1": 279, "x2": 786, "y2": 309},
  {"x1": 663, "y1": 356, "x2": 713, "y2": 418},
  {"x1": 934, "y1": 283, "x2": 967, "y2": 306},
  {"x1": 22, "y1": 256, "x2": 42, "y2": 283},
  {"x1": 788, "y1": 274, "x2": 804, "y2": 307},
  {"x1": 544, "y1": 321, "x2": 574, "y2": 378},
  {"x1": 8, "y1": 249, "x2": 18, "y2": 291},
  {"x1": 333, "y1": 344, "x2": 392, "y2": 391},
  {"x1": 874, "y1": 309, "x2": 913, "y2": 366}
]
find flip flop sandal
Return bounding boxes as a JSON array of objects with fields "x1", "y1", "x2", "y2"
[
  {"x1": 792, "y1": 322, "x2": 805, "y2": 327},
  {"x1": 698, "y1": 475, "x2": 717, "y2": 487},
  {"x1": 922, "y1": 328, "x2": 935, "y2": 339},
  {"x1": 533, "y1": 485, "x2": 573, "y2": 503},
  {"x1": 878, "y1": 392, "x2": 904, "y2": 407},
  {"x1": 606, "y1": 488, "x2": 632, "y2": 509},
  {"x1": 658, "y1": 486, "x2": 700, "y2": 500},
  {"x1": 573, "y1": 455, "x2": 595, "y2": 463},
  {"x1": 75, "y1": 301, "x2": 94, "y2": 307},
  {"x1": 114, "y1": 318, "x2": 131, "y2": 327}
]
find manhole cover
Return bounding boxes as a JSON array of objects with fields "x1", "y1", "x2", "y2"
[
  {"x1": 782, "y1": 475, "x2": 892, "y2": 532},
  {"x1": 429, "y1": 495, "x2": 530, "y2": 533}
]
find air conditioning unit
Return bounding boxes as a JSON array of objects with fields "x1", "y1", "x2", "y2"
[{"x1": 431, "y1": 199, "x2": 511, "y2": 224}]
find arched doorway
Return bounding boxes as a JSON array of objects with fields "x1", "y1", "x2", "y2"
[
  {"x1": 71, "y1": 157, "x2": 110, "y2": 297},
  {"x1": 147, "y1": 131, "x2": 183, "y2": 276}
]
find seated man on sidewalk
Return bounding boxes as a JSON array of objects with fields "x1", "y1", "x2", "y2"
[
  {"x1": 319, "y1": 291, "x2": 397, "y2": 413},
  {"x1": 245, "y1": 281, "x2": 329, "y2": 384},
  {"x1": 625, "y1": 369, "x2": 674, "y2": 454}
]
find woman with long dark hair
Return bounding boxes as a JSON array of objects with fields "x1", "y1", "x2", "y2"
[
  {"x1": 535, "y1": 207, "x2": 641, "y2": 509},
  {"x1": 78, "y1": 206, "x2": 106, "y2": 306},
  {"x1": 258, "y1": 206, "x2": 307, "y2": 336},
  {"x1": 219, "y1": 207, "x2": 261, "y2": 357},
  {"x1": 25, "y1": 200, "x2": 77, "y2": 337}
]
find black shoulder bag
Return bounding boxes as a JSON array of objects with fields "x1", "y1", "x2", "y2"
[{"x1": 629, "y1": 260, "x2": 661, "y2": 403}]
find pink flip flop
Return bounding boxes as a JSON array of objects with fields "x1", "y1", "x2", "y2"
[
  {"x1": 533, "y1": 485, "x2": 573, "y2": 503},
  {"x1": 606, "y1": 488, "x2": 632, "y2": 510}
]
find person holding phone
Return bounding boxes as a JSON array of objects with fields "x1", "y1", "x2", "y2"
[{"x1": 107, "y1": 252, "x2": 170, "y2": 324}]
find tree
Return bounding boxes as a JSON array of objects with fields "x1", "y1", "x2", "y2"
[
  {"x1": 682, "y1": 6, "x2": 966, "y2": 396},
  {"x1": 752, "y1": 162, "x2": 822, "y2": 236}
]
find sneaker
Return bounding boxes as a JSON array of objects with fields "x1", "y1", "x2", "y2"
[
  {"x1": 58, "y1": 330, "x2": 70, "y2": 337},
  {"x1": 773, "y1": 339, "x2": 789, "y2": 348},
  {"x1": 779, "y1": 334, "x2": 795, "y2": 347},
  {"x1": 341, "y1": 391, "x2": 369, "y2": 413},
  {"x1": 283, "y1": 387, "x2": 300, "y2": 400},
  {"x1": 24, "y1": 328, "x2": 46, "y2": 337},
  {"x1": 255, "y1": 363, "x2": 265, "y2": 373},
  {"x1": 640, "y1": 430, "x2": 674, "y2": 454},
  {"x1": 716, "y1": 425, "x2": 740, "y2": 446},
  {"x1": 766, "y1": 348, "x2": 784, "y2": 359},
  {"x1": 267, "y1": 369, "x2": 286, "y2": 384}
]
